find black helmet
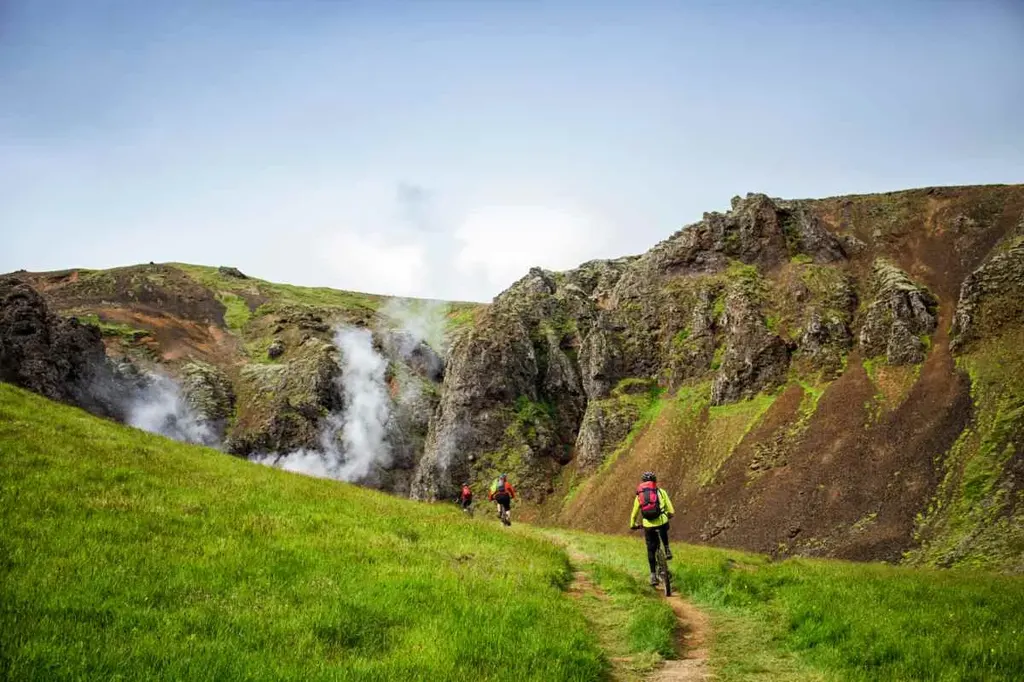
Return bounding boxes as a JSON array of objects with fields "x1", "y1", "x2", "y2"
[{"x1": 641, "y1": 471, "x2": 656, "y2": 482}]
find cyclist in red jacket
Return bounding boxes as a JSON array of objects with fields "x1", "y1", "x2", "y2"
[{"x1": 459, "y1": 482, "x2": 474, "y2": 514}]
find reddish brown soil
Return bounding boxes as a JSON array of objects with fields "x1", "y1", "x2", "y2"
[{"x1": 9, "y1": 264, "x2": 243, "y2": 368}]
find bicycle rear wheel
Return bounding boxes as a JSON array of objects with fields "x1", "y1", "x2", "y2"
[{"x1": 656, "y1": 546, "x2": 672, "y2": 597}]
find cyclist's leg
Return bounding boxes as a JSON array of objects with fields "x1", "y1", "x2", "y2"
[
  {"x1": 658, "y1": 523, "x2": 672, "y2": 559},
  {"x1": 643, "y1": 526, "x2": 659, "y2": 584}
]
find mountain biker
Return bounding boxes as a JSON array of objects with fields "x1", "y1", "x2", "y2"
[
  {"x1": 630, "y1": 471, "x2": 675, "y2": 586},
  {"x1": 488, "y1": 473, "x2": 516, "y2": 525},
  {"x1": 459, "y1": 482, "x2": 473, "y2": 513}
]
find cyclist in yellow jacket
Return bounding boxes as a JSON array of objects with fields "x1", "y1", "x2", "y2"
[{"x1": 630, "y1": 471, "x2": 675, "y2": 586}]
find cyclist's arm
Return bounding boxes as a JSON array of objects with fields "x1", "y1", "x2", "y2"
[
  {"x1": 660, "y1": 490, "x2": 676, "y2": 517},
  {"x1": 630, "y1": 497, "x2": 641, "y2": 528}
]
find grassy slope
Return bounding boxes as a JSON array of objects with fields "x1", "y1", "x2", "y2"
[
  {"x1": 4, "y1": 383, "x2": 1024, "y2": 681},
  {"x1": 170, "y1": 263, "x2": 482, "y2": 340},
  {"x1": 0, "y1": 383, "x2": 603, "y2": 682},
  {"x1": 548, "y1": 529, "x2": 1024, "y2": 682}
]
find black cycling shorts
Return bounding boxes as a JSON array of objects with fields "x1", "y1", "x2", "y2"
[{"x1": 494, "y1": 493, "x2": 511, "y2": 510}]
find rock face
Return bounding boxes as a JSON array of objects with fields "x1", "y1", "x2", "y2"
[
  {"x1": 859, "y1": 260, "x2": 938, "y2": 364},
  {"x1": 0, "y1": 277, "x2": 126, "y2": 419},
  {"x1": 218, "y1": 266, "x2": 248, "y2": 279},
  {"x1": 180, "y1": 361, "x2": 236, "y2": 440},
  {"x1": 951, "y1": 234, "x2": 1024, "y2": 352},
  {"x1": 710, "y1": 276, "x2": 791, "y2": 405},
  {"x1": 573, "y1": 379, "x2": 656, "y2": 473},
  {"x1": 227, "y1": 337, "x2": 341, "y2": 456},
  {"x1": 411, "y1": 193, "x2": 857, "y2": 500}
]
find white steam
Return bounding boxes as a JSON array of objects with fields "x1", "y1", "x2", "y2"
[
  {"x1": 126, "y1": 374, "x2": 218, "y2": 446},
  {"x1": 380, "y1": 298, "x2": 448, "y2": 354},
  {"x1": 255, "y1": 326, "x2": 392, "y2": 481},
  {"x1": 334, "y1": 326, "x2": 392, "y2": 479}
]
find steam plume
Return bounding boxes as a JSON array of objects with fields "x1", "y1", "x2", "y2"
[
  {"x1": 126, "y1": 373, "x2": 218, "y2": 446},
  {"x1": 254, "y1": 326, "x2": 392, "y2": 481}
]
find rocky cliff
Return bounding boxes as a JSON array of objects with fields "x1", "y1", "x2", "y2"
[
  {"x1": 411, "y1": 184, "x2": 1024, "y2": 572},
  {"x1": 4, "y1": 184, "x2": 1023, "y2": 571}
]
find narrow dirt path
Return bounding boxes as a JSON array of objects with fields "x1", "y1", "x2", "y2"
[
  {"x1": 564, "y1": 549, "x2": 714, "y2": 681},
  {"x1": 649, "y1": 593, "x2": 713, "y2": 681}
]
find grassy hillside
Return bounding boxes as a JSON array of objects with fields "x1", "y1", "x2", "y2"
[
  {"x1": 548, "y1": 529, "x2": 1024, "y2": 682},
  {"x1": 0, "y1": 382, "x2": 604, "y2": 681},
  {"x1": 3, "y1": 381, "x2": 1024, "y2": 680}
]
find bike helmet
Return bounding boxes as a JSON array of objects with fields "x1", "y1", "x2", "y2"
[
  {"x1": 499, "y1": 473, "x2": 507, "y2": 480},
  {"x1": 641, "y1": 471, "x2": 657, "y2": 482}
]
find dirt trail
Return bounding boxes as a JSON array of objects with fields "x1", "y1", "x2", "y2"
[
  {"x1": 649, "y1": 594, "x2": 713, "y2": 681},
  {"x1": 564, "y1": 550, "x2": 713, "y2": 681}
]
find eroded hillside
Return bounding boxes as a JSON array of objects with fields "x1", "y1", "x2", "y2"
[
  {"x1": 4, "y1": 184, "x2": 1023, "y2": 571},
  {"x1": 412, "y1": 185, "x2": 1024, "y2": 572}
]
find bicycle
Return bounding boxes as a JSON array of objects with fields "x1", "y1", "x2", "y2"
[
  {"x1": 498, "y1": 505, "x2": 511, "y2": 526},
  {"x1": 632, "y1": 526, "x2": 672, "y2": 597}
]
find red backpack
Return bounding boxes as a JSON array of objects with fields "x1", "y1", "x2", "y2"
[{"x1": 636, "y1": 481, "x2": 662, "y2": 521}]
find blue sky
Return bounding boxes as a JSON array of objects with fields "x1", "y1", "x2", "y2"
[{"x1": 2, "y1": 1, "x2": 1022, "y2": 301}]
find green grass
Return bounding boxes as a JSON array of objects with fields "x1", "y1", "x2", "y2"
[
  {"x1": 5, "y1": 381, "x2": 1024, "y2": 681},
  {"x1": 701, "y1": 390, "x2": 779, "y2": 486},
  {"x1": 171, "y1": 263, "x2": 384, "y2": 312},
  {"x1": 217, "y1": 292, "x2": 252, "y2": 331},
  {"x1": 0, "y1": 383, "x2": 606, "y2": 682},
  {"x1": 540, "y1": 529, "x2": 1024, "y2": 682},
  {"x1": 537, "y1": 530, "x2": 678, "y2": 680},
  {"x1": 72, "y1": 313, "x2": 151, "y2": 342}
]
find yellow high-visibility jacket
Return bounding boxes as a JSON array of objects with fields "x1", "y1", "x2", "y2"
[{"x1": 630, "y1": 488, "x2": 675, "y2": 528}]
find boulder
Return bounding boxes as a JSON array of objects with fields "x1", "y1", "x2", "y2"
[{"x1": 218, "y1": 266, "x2": 248, "y2": 279}]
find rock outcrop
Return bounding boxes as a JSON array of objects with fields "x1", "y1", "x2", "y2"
[
  {"x1": 0, "y1": 277, "x2": 127, "y2": 419},
  {"x1": 711, "y1": 277, "x2": 791, "y2": 405},
  {"x1": 180, "y1": 361, "x2": 236, "y2": 439},
  {"x1": 411, "y1": 193, "x2": 856, "y2": 500},
  {"x1": 859, "y1": 260, "x2": 938, "y2": 364},
  {"x1": 951, "y1": 234, "x2": 1024, "y2": 352},
  {"x1": 227, "y1": 337, "x2": 341, "y2": 456}
]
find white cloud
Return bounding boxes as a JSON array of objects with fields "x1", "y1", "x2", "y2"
[
  {"x1": 321, "y1": 230, "x2": 428, "y2": 298},
  {"x1": 454, "y1": 204, "x2": 611, "y2": 296}
]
